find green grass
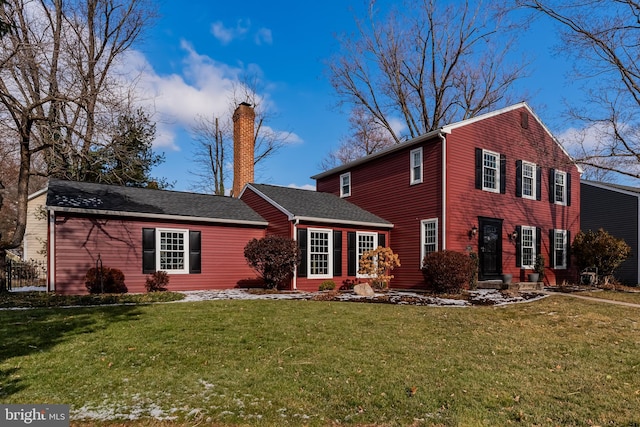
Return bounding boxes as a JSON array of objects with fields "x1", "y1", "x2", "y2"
[
  {"x1": 0, "y1": 291, "x2": 185, "y2": 308},
  {"x1": 1, "y1": 297, "x2": 639, "y2": 426}
]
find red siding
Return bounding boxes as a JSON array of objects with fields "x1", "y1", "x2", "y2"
[
  {"x1": 316, "y1": 105, "x2": 580, "y2": 287},
  {"x1": 51, "y1": 214, "x2": 266, "y2": 294},
  {"x1": 240, "y1": 187, "x2": 292, "y2": 237}
]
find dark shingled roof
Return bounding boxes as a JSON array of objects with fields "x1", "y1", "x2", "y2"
[
  {"x1": 247, "y1": 183, "x2": 393, "y2": 227},
  {"x1": 46, "y1": 179, "x2": 267, "y2": 225}
]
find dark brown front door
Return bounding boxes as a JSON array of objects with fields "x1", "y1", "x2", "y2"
[{"x1": 479, "y1": 217, "x2": 503, "y2": 280}]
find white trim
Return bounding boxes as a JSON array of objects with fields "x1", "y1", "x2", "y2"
[
  {"x1": 48, "y1": 211, "x2": 55, "y2": 292},
  {"x1": 521, "y1": 161, "x2": 537, "y2": 200},
  {"x1": 553, "y1": 170, "x2": 568, "y2": 206},
  {"x1": 340, "y1": 172, "x2": 351, "y2": 197},
  {"x1": 420, "y1": 218, "x2": 439, "y2": 264},
  {"x1": 553, "y1": 229, "x2": 568, "y2": 270},
  {"x1": 355, "y1": 231, "x2": 378, "y2": 278},
  {"x1": 156, "y1": 228, "x2": 190, "y2": 274},
  {"x1": 482, "y1": 149, "x2": 501, "y2": 193},
  {"x1": 46, "y1": 206, "x2": 268, "y2": 227},
  {"x1": 410, "y1": 147, "x2": 423, "y2": 185},
  {"x1": 307, "y1": 228, "x2": 333, "y2": 279},
  {"x1": 520, "y1": 226, "x2": 537, "y2": 269},
  {"x1": 28, "y1": 187, "x2": 48, "y2": 201},
  {"x1": 440, "y1": 134, "x2": 446, "y2": 250}
]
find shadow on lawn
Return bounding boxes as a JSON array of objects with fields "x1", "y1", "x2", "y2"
[{"x1": 0, "y1": 305, "x2": 142, "y2": 398}]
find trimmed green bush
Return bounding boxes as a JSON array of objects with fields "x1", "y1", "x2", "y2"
[
  {"x1": 319, "y1": 280, "x2": 336, "y2": 291},
  {"x1": 244, "y1": 235, "x2": 300, "y2": 289},
  {"x1": 84, "y1": 266, "x2": 127, "y2": 294},
  {"x1": 421, "y1": 250, "x2": 476, "y2": 294}
]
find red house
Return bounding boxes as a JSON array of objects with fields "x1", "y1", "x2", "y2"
[
  {"x1": 45, "y1": 179, "x2": 268, "y2": 294},
  {"x1": 312, "y1": 103, "x2": 581, "y2": 287},
  {"x1": 240, "y1": 183, "x2": 393, "y2": 292}
]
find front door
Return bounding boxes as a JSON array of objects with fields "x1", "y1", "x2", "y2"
[{"x1": 478, "y1": 217, "x2": 503, "y2": 280}]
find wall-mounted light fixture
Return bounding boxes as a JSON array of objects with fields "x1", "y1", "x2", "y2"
[
  {"x1": 510, "y1": 229, "x2": 519, "y2": 241},
  {"x1": 469, "y1": 225, "x2": 478, "y2": 238}
]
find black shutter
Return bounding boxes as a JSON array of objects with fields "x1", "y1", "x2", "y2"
[
  {"x1": 515, "y1": 160, "x2": 523, "y2": 197},
  {"x1": 347, "y1": 231, "x2": 357, "y2": 276},
  {"x1": 378, "y1": 233, "x2": 386, "y2": 248},
  {"x1": 536, "y1": 165, "x2": 542, "y2": 201},
  {"x1": 333, "y1": 230, "x2": 342, "y2": 277},
  {"x1": 297, "y1": 228, "x2": 307, "y2": 278},
  {"x1": 142, "y1": 228, "x2": 156, "y2": 274},
  {"x1": 549, "y1": 229, "x2": 556, "y2": 268},
  {"x1": 475, "y1": 148, "x2": 483, "y2": 189},
  {"x1": 566, "y1": 172, "x2": 572, "y2": 206},
  {"x1": 536, "y1": 227, "x2": 542, "y2": 264},
  {"x1": 549, "y1": 169, "x2": 556, "y2": 203},
  {"x1": 189, "y1": 231, "x2": 201, "y2": 274},
  {"x1": 515, "y1": 225, "x2": 522, "y2": 267},
  {"x1": 500, "y1": 154, "x2": 507, "y2": 194},
  {"x1": 566, "y1": 230, "x2": 571, "y2": 267}
]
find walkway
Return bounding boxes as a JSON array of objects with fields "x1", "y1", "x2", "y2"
[{"x1": 544, "y1": 290, "x2": 640, "y2": 308}]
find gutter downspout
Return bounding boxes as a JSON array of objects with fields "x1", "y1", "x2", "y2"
[
  {"x1": 439, "y1": 132, "x2": 447, "y2": 250},
  {"x1": 292, "y1": 218, "x2": 299, "y2": 290},
  {"x1": 48, "y1": 210, "x2": 55, "y2": 292}
]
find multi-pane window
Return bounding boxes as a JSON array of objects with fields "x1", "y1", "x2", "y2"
[
  {"x1": 554, "y1": 229, "x2": 568, "y2": 269},
  {"x1": 554, "y1": 170, "x2": 567, "y2": 204},
  {"x1": 522, "y1": 162, "x2": 536, "y2": 199},
  {"x1": 158, "y1": 229, "x2": 188, "y2": 273},
  {"x1": 521, "y1": 226, "x2": 536, "y2": 268},
  {"x1": 483, "y1": 150, "x2": 500, "y2": 192},
  {"x1": 357, "y1": 232, "x2": 378, "y2": 277},
  {"x1": 340, "y1": 172, "x2": 351, "y2": 197},
  {"x1": 410, "y1": 148, "x2": 423, "y2": 184},
  {"x1": 420, "y1": 219, "x2": 438, "y2": 262},
  {"x1": 309, "y1": 229, "x2": 332, "y2": 278}
]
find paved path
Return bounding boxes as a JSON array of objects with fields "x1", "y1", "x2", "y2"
[{"x1": 544, "y1": 291, "x2": 640, "y2": 308}]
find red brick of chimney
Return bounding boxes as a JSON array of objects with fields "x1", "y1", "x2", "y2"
[{"x1": 232, "y1": 102, "x2": 255, "y2": 197}]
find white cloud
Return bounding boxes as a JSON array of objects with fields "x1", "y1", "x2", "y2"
[
  {"x1": 287, "y1": 183, "x2": 316, "y2": 191},
  {"x1": 255, "y1": 28, "x2": 273, "y2": 45},
  {"x1": 211, "y1": 19, "x2": 250, "y2": 45}
]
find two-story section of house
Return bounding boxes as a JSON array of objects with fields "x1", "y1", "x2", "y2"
[{"x1": 313, "y1": 103, "x2": 581, "y2": 288}]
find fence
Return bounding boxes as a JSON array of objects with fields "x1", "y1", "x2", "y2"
[{"x1": 4, "y1": 258, "x2": 47, "y2": 291}]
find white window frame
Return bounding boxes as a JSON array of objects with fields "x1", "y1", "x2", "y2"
[
  {"x1": 554, "y1": 170, "x2": 567, "y2": 205},
  {"x1": 521, "y1": 161, "x2": 536, "y2": 200},
  {"x1": 308, "y1": 228, "x2": 333, "y2": 279},
  {"x1": 156, "y1": 228, "x2": 190, "y2": 274},
  {"x1": 420, "y1": 218, "x2": 438, "y2": 263},
  {"x1": 356, "y1": 232, "x2": 378, "y2": 278},
  {"x1": 410, "y1": 147, "x2": 423, "y2": 185},
  {"x1": 340, "y1": 172, "x2": 351, "y2": 198},
  {"x1": 482, "y1": 149, "x2": 500, "y2": 193},
  {"x1": 520, "y1": 226, "x2": 536, "y2": 269},
  {"x1": 553, "y1": 229, "x2": 568, "y2": 269}
]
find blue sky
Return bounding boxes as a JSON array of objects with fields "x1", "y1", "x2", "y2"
[{"x1": 134, "y1": 0, "x2": 578, "y2": 192}]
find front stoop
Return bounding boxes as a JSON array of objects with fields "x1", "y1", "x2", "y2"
[
  {"x1": 509, "y1": 281, "x2": 544, "y2": 291},
  {"x1": 477, "y1": 280, "x2": 504, "y2": 289}
]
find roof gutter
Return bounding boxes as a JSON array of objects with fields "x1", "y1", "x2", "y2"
[
  {"x1": 45, "y1": 206, "x2": 269, "y2": 227},
  {"x1": 291, "y1": 215, "x2": 394, "y2": 229}
]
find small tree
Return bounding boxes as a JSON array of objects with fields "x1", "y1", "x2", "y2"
[
  {"x1": 358, "y1": 246, "x2": 401, "y2": 290},
  {"x1": 572, "y1": 229, "x2": 631, "y2": 285},
  {"x1": 244, "y1": 236, "x2": 300, "y2": 289}
]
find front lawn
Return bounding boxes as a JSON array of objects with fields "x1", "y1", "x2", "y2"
[{"x1": 1, "y1": 296, "x2": 639, "y2": 426}]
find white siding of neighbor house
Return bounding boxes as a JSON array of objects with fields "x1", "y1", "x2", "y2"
[{"x1": 24, "y1": 191, "x2": 48, "y2": 263}]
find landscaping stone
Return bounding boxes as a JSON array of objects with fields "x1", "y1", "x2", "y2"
[{"x1": 353, "y1": 283, "x2": 375, "y2": 297}]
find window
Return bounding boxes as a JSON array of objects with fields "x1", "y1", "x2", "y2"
[
  {"x1": 158, "y1": 229, "x2": 189, "y2": 273},
  {"x1": 309, "y1": 229, "x2": 332, "y2": 279},
  {"x1": 356, "y1": 232, "x2": 378, "y2": 277},
  {"x1": 410, "y1": 148, "x2": 423, "y2": 184},
  {"x1": 421, "y1": 219, "x2": 438, "y2": 262},
  {"x1": 522, "y1": 161, "x2": 536, "y2": 199},
  {"x1": 520, "y1": 226, "x2": 536, "y2": 268},
  {"x1": 482, "y1": 150, "x2": 500, "y2": 193},
  {"x1": 340, "y1": 172, "x2": 351, "y2": 197},
  {"x1": 554, "y1": 170, "x2": 567, "y2": 205},
  {"x1": 553, "y1": 229, "x2": 568, "y2": 269}
]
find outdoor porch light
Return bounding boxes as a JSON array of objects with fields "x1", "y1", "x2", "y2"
[
  {"x1": 510, "y1": 229, "x2": 519, "y2": 240},
  {"x1": 469, "y1": 225, "x2": 478, "y2": 237}
]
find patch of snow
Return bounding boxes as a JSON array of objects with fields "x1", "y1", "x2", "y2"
[{"x1": 10, "y1": 286, "x2": 47, "y2": 292}]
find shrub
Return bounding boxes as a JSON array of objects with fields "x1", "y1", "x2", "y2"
[
  {"x1": 572, "y1": 229, "x2": 631, "y2": 284},
  {"x1": 244, "y1": 235, "x2": 300, "y2": 289},
  {"x1": 145, "y1": 271, "x2": 170, "y2": 292},
  {"x1": 319, "y1": 280, "x2": 336, "y2": 291},
  {"x1": 358, "y1": 246, "x2": 401, "y2": 290},
  {"x1": 84, "y1": 266, "x2": 128, "y2": 294},
  {"x1": 421, "y1": 250, "x2": 475, "y2": 294}
]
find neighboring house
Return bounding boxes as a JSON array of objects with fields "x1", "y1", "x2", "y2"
[
  {"x1": 45, "y1": 179, "x2": 268, "y2": 294},
  {"x1": 23, "y1": 187, "x2": 48, "y2": 263},
  {"x1": 580, "y1": 180, "x2": 639, "y2": 285},
  {"x1": 313, "y1": 103, "x2": 581, "y2": 287},
  {"x1": 240, "y1": 183, "x2": 393, "y2": 291}
]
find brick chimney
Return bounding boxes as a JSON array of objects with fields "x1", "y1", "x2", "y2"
[{"x1": 232, "y1": 102, "x2": 255, "y2": 197}]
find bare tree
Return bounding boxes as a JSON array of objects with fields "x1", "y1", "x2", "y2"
[
  {"x1": 189, "y1": 77, "x2": 293, "y2": 195},
  {"x1": 0, "y1": 0, "x2": 155, "y2": 290},
  {"x1": 519, "y1": 0, "x2": 640, "y2": 181},
  {"x1": 327, "y1": 0, "x2": 526, "y2": 160}
]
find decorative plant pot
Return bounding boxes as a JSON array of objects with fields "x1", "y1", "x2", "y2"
[
  {"x1": 502, "y1": 274, "x2": 513, "y2": 285},
  {"x1": 528, "y1": 273, "x2": 540, "y2": 283}
]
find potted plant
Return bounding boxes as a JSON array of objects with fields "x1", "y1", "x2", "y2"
[{"x1": 528, "y1": 254, "x2": 545, "y2": 282}]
